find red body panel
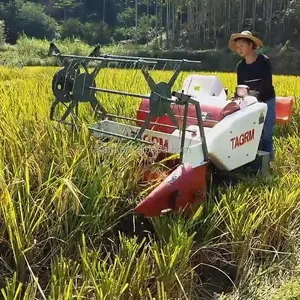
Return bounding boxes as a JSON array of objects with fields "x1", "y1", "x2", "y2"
[
  {"x1": 135, "y1": 163, "x2": 207, "y2": 217},
  {"x1": 275, "y1": 96, "x2": 294, "y2": 124},
  {"x1": 136, "y1": 95, "x2": 294, "y2": 135},
  {"x1": 136, "y1": 98, "x2": 240, "y2": 133},
  {"x1": 134, "y1": 98, "x2": 240, "y2": 217},
  {"x1": 134, "y1": 95, "x2": 294, "y2": 217}
]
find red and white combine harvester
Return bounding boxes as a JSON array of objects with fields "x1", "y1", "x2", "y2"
[{"x1": 48, "y1": 43, "x2": 294, "y2": 217}]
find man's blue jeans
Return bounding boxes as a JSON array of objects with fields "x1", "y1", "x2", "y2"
[{"x1": 259, "y1": 97, "x2": 276, "y2": 162}]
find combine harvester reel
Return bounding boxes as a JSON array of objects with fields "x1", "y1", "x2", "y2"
[
  {"x1": 48, "y1": 42, "x2": 106, "y2": 124},
  {"x1": 48, "y1": 44, "x2": 294, "y2": 218},
  {"x1": 49, "y1": 42, "x2": 160, "y2": 125}
]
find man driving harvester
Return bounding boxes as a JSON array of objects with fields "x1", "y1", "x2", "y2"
[{"x1": 229, "y1": 31, "x2": 276, "y2": 163}]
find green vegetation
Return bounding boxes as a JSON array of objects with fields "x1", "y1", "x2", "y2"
[
  {"x1": 1, "y1": 0, "x2": 300, "y2": 74},
  {"x1": 0, "y1": 66, "x2": 299, "y2": 299},
  {"x1": 0, "y1": 35, "x2": 300, "y2": 75},
  {"x1": 1, "y1": 0, "x2": 300, "y2": 298},
  {"x1": 1, "y1": 0, "x2": 300, "y2": 49}
]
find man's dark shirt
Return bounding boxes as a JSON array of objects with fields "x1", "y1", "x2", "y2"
[{"x1": 237, "y1": 54, "x2": 276, "y2": 102}]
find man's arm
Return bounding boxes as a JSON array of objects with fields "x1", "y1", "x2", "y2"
[
  {"x1": 236, "y1": 62, "x2": 243, "y2": 85},
  {"x1": 257, "y1": 57, "x2": 273, "y2": 97},
  {"x1": 259, "y1": 57, "x2": 273, "y2": 87}
]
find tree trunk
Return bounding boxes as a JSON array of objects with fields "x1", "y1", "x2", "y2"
[
  {"x1": 166, "y1": 0, "x2": 169, "y2": 48},
  {"x1": 252, "y1": 0, "x2": 257, "y2": 30},
  {"x1": 103, "y1": 0, "x2": 106, "y2": 23},
  {"x1": 135, "y1": 0, "x2": 138, "y2": 44}
]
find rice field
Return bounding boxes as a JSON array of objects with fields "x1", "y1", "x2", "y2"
[{"x1": 0, "y1": 66, "x2": 299, "y2": 299}]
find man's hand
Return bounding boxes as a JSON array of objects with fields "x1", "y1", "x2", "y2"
[{"x1": 249, "y1": 90, "x2": 259, "y2": 98}]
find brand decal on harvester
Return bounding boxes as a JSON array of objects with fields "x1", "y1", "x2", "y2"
[
  {"x1": 142, "y1": 134, "x2": 169, "y2": 151},
  {"x1": 230, "y1": 129, "x2": 255, "y2": 149}
]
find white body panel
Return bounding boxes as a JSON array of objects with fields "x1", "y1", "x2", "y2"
[
  {"x1": 182, "y1": 75, "x2": 227, "y2": 99},
  {"x1": 90, "y1": 120, "x2": 201, "y2": 155},
  {"x1": 185, "y1": 102, "x2": 267, "y2": 170},
  {"x1": 90, "y1": 75, "x2": 269, "y2": 171}
]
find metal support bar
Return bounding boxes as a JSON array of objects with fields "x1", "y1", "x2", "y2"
[
  {"x1": 140, "y1": 59, "x2": 183, "y2": 90},
  {"x1": 195, "y1": 102, "x2": 209, "y2": 161},
  {"x1": 52, "y1": 53, "x2": 158, "y2": 65},
  {"x1": 169, "y1": 60, "x2": 184, "y2": 87},
  {"x1": 89, "y1": 60, "x2": 108, "y2": 86},
  {"x1": 87, "y1": 126, "x2": 154, "y2": 145},
  {"x1": 100, "y1": 54, "x2": 201, "y2": 64},
  {"x1": 141, "y1": 67, "x2": 156, "y2": 90},
  {"x1": 49, "y1": 43, "x2": 102, "y2": 68},
  {"x1": 90, "y1": 87, "x2": 176, "y2": 104},
  {"x1": 99, "y1": 113, "x2": 197, "y2": 132},
  {"x1": 180, "y1": 98, "x2": 189, "y2": 163},
  {"x1": 172, "y1": 91, "x2": 209, "y2": 162},
  {"x1": 89, "y1": 87, "x2": 151, "y2": 99}
]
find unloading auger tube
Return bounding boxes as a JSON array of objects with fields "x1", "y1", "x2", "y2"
[{"x1": 48, "y1": 43, "x2": 206, "y2": 162}]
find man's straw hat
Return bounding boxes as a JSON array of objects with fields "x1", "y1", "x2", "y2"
[{"x1": 228, "y1": 30, "x2": 263, "y2": 52}]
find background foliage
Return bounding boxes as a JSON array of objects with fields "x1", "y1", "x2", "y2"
[{"x1": 1, "y1": 0, "x2": 300, "y2": 49}]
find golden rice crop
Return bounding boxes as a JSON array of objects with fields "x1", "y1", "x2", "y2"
[{"x1": 0, "y1": 66, "x2": 299, "y2": 299}]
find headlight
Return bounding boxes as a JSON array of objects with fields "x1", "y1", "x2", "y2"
[{"x1": 236, "y1": 85, "x2": 249, "y2": 98}]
